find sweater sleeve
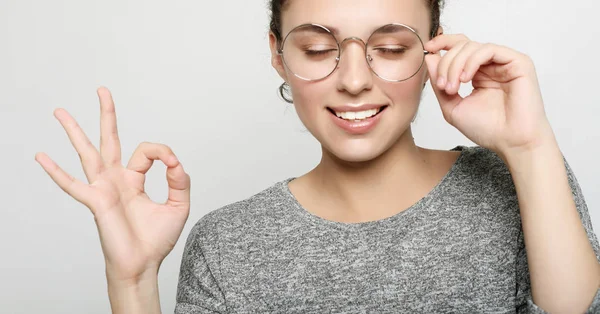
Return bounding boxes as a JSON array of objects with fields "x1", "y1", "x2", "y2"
[
  {"x1": 515, "y1": 157, "x2": 600, "y2": 313},
  {"x1": 175, "y1": 214, "x2": 227, "y2": 314}
]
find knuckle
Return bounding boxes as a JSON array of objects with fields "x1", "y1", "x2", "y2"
[
  {"x1": 134, "y1": 142, "x2": 175, "y2": 160},
  {"x1": 519, "y1": 54, "x2": 535, "y2": 70},
  {"x1": 520, "y1": 52, "x2": 533, "y2": 62},
  {"x1": 462, "y1": 41, "x2": 474, "y2": 49},
  {"x1": 467, "y1": 41, "x2": 481, "y2": 49},
  {"x1": 138, "y1": 141, "x2": 152, "y2": 150},
  {"x1": 482, "y1": 43, "x2": 494, "y2": 50},
  {"x1": 159, "y1": 143, "x2": 174, "y2": 155}
]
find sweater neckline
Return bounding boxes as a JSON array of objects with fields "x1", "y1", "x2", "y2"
[{"x1": 278, "y1": 146, "x2": 467, "y2": 232}]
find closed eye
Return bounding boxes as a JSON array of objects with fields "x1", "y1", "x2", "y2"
[
  {"x1": 374, "y1": 47, "x2": 407, "y2": 54},
  {"x1": 305, "y1": 49, "x2": 337, "y2": 56}
]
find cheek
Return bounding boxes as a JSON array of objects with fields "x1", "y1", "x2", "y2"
[
  {"x1": 287, "y1": 78, "x2": 333, "y2": 121},
  {"x1": 381, "y1": 71, "x2": 427, "y2": 107}
]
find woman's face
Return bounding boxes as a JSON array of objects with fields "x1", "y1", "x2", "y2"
[{"x1": 270, "y1": 0, "x2": 432, "y2": 163}]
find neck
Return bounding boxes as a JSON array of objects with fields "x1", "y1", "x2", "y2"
[{"x1": 305, "y1": 128, "x2": 441, "y2": 222}]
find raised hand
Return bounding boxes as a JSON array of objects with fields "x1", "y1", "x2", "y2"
[
  {"x1": 424, "y1": 34, "x2": 556, "y2": 158},
  {"x1": 35, "y1": 87, "x2": 191, "y2": 284}
]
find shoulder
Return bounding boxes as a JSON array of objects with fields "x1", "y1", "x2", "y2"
[
  {"x1": 454, "y1": 145, "x2": 508, "y2": 173},
  {"x1": 450, "y1": 145, "x2": 517, "y2": 198},
  {"x1": 185, "y1": 178, "x2": 294, "y2": 246},
  {"x1": 453, "y1": 145, "x2": 578, "y2": 195}
]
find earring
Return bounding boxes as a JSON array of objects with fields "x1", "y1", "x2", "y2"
[{"x1": 279, "y1": 82, "x2": 293, "y2": 104}]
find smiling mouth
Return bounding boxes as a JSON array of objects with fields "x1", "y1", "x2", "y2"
[{"x1": 326, "y1": 106, "x2": 388, "y2": 122}]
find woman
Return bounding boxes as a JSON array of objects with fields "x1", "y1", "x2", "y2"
[{"x1": 35, "y1": 0, "x2": 600, "y2": 312}]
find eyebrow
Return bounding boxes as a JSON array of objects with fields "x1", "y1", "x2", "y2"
[{"x1": 318, "y1": 23, "x2": 421, "y2": 36}]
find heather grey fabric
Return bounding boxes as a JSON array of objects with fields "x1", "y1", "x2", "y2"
[{"x1": 175, "y1": 146, "x2": 600, "y2": 313}]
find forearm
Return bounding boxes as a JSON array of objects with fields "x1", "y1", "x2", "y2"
[
  {"x1": 502, "y1": 140, "x2": 600, "y2": 313},
  {"x1": 107, "y1": 269, "x2": 162, "y2": 314}
]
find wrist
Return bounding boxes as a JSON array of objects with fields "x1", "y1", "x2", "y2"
[
  {"x1": 502, "y1": 141, "x2": 561, "y2": 169},
  {"x1": 107, "y1": 268, "x2": 161, "y2": 314},
  {"x1": 106, "y1": 265, "x2": 160, "y2": 286},
  {"x1": 498, "y1": 127, "x2": 560, "y2": 168}
]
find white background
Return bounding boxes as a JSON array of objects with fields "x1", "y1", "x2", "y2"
[{"x1": 1, "y1": 0, "x2": 599, "y2": 313}]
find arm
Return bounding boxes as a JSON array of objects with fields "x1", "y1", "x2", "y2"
[
  {"x1": 503, "y1": 140, "x2": 600, "y2": 313},
  {"x1": 420, "y1": 20, "x2": 599, "y2": 314}
]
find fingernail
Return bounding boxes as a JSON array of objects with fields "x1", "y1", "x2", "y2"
[
  {"x1": 170, "y1": 155, "x2": 179, "y2": 164},
  {"x1": 437, "y1": 76, "x2": 446, "y2": 89},
  {"x1": 446, "y1": 81, "x2": 453, "y2": 91},
  {"x1": 460, "y1": 71, "x2": 467, "y2": 81}
]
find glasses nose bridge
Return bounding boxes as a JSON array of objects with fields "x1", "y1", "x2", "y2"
[
  {"x1": 338, "y1": 36, "x2": 368, "y2": 56},
  {"x1": 336, "y1": 36, "x2": 370, "y2": 66},
  {"x1": 340, "y1": 36, "x2": 367, "y2": 48}
]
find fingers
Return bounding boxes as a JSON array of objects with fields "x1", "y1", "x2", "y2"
[
  {"x1": 424, "y1": 52, "x2": 441, "y2": 88},
  {"x1": 98, "y1": 87, "x2": 122, "y2": 166},
  {"x1": 424, "y1": 33, "x2": 532, "y2": 126},
  {"x1": 425, "y1": 34, "x2": 470, "y2": 95},
  {"x1": 463, "y1": 44, "x2": 529, "y2": 83},
  {"x1": 425, "y1": 34, "x2": 526, "y2": 94},
  {"x1": 126, "y1": 142, "x2": 179, "y2": 174},
  {"x1": 446, "y1": 42, "x2": 482, "y2": 93},
  {"x1": 434, "y1": 40, "x2": 469, "y2": 93},
  {"x1": 424, "y1": 33, "x2": 471, "y2": 54},
  {"x1": 126, "y1": 142, "x2": 190, "y2": 206},
  {"x1": 425, "y1": 52, "x2": 463, "y2": 124},
  {"x1": 53, "y1": 108, "x2": 104, "y2": 183},
  {"x1": 35, "y1": 152, "x2": 95, "y2": 209}
]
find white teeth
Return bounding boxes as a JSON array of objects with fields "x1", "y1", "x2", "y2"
[{"x1": 335, "y1": 108, "x2": 380, "y2": 120}]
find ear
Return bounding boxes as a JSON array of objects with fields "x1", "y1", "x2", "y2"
[
  {"x1": 422, "y1": 26, "x2": 444, "y2": 87},
  {"x1": 269, "y1": 32, "x2": 288, "y2": 82},
  {"x1": 435, "y1": 25, "x2": 444, "y2": 37}
]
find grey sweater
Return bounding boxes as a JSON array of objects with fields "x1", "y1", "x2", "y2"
[{"x1": 175, "y1": 146, "x2": 600, "y2": 313}]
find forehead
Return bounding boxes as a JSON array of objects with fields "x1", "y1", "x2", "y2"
[{"x1": 282, "y1": 0, "x2": 430, "y2": 39}]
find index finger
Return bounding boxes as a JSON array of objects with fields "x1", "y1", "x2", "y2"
[
  {"x1": 126, "y1": 142, "x2": 190, "y2": 206},
  {"x1": 424, "y1": 33, "x2": 470, "y2": 53}
]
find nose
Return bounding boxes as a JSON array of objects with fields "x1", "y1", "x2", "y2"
[{"x1": 335, "y1": 37, "x2": 373, "y2": 95}]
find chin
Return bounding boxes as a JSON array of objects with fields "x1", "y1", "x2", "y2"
[
  {"x1": 303, "y1": 109, "x2": 414, "y2": 164},
  {"x1": 323, "y1": 139, "x2": 391, "y2": 164}
]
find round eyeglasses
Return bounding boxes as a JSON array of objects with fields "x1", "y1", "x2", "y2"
[{"x1": 277, "y1": 23, "x2": 431, "y2": 82}]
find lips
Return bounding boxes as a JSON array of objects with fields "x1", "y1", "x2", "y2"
[
  {"x1": 328, "y1": 104, "x2": 388, "y2": 112},
  {"x1": 327, "y1": 106, "x2": 386, "y2": 120},
  {"x1": 326, "y1": 105, "x2": 388, "y2": 135}
]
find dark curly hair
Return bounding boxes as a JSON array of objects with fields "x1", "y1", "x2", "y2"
[{"x1": 269, "y1": 0, "x2": 446, "y2": 103}]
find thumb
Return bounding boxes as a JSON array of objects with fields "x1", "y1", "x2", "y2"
[
  {"x1": 165, "y1": 161, "x2": 191, "y2": 207},
  {"x1": 425, "y1": 53, "x2": 462, "y2": 124}
]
